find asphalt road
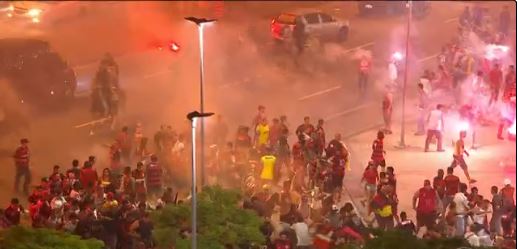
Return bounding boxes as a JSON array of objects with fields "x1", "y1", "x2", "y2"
[{"x1": 0, "y1": 1, "x2": 513, "y2": 204}]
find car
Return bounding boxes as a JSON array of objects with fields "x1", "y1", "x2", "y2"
[
  {"x1": 271, "y1": 10, "x2": 351, "y2": 43},
  {"x1": 1, "y1": 1, "x2": 50, "y2": 23},
  {"x1": 357, "y1": 1, "x2": 430, "y2": 18},
  {"x1": 0, "y1": 38, "x2": 77, "y2": 112}
]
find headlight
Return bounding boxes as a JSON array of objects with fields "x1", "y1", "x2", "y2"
[
  {"x1": 32, "y1": 17, "x2": 40, "y2": 23},
  {"x1": 365, "y1": 4, "x2": 373, "y2": 9},
  {"x1": 27, "y1": 8, "x2": 42, "y2": 17},
  {"x1": 8, "y1": 5, "x2": 14, "y2": 11}
]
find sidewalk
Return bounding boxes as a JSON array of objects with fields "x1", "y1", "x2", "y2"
[{"x1": 342, "y1": 117, "x2": 517, "y2": 221}]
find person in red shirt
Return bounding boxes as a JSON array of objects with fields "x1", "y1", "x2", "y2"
[
  {"x1": 13, "y1": 138, "x2": 31, "y2": 195},
  {"x1": 442, "y1": 167, "x2": 460, "y2": 216},
  {"x1": 4, "y1": 198, "x2": 23, "y2": 226},
  {"x1": 133, "y1": 162, "x2": 146, "y2": 197},
  {"x1": 314, "y1": 119, "x2": 326, "y2": 157},
  {"x1": 489, "y1": 63, "x2": 503, "y2": 106},
  {"x1": 273, "y1": 231, "x2": 292, "y2": 249},
  {"x1": 116, "y1": 126, "x2": 132, "y2": 164},
  {"x1": 269, "y1": 118, "x2": 282, "y2": 147},
  {"x1": 361, "y1": 162, "x2": 378, "y2": 209},
  {"x1": 80, "y1": 161, "x2": 98, "y2": 193},
  {"x1": 371, "y1": 131, "x2": 386, "y2": 172},
  {"x1": 413, "y1": 179, "x2": 440, "y2": 231}
]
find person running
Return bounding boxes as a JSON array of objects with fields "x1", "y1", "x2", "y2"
[
  {"x1": 371, "y1": 131, "x2": 387, "y2": 172},
  {"x1": 425, "y1": 104, "x2": 445, "y2": 152},
  {"x1": 450, "y1": 131, "x2": 476, "y2": 183}
]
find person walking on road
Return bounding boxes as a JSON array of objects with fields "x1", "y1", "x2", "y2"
[
  {"x1": 13, "y1": 138, "x2": 31, "y2": 195},
  {"x1": 358, "y1": 55, "x2": 371, "y2": 101},
  {"x1": 371, "y1": 131, "x2": 387, "y2": 172},
  {"x1": 412, "y1": 179, "x2": 440, "y2": 232},
  {"x1": 424, "y1": 104, "x2": 445, "y2": 152},
  {"x1": 382, "y1": 90, "x2": 393, "y2": 135},
  {"x1": 415, "y1": 83, "x2": 429, "y2": 136},
  {"x1": 450, "y1": 131, "x2": 476, "y2": 184},
  {"x1": 490, "y1": 185, "x2": 504, "y2": 236}
]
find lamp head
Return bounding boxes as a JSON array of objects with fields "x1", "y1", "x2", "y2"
[
  {"x1": 187, "y1": 111, "x2": 215, "y2": 121},
  {"x1": 185, "y1": 17, "x2": 217, "y2": 26}
]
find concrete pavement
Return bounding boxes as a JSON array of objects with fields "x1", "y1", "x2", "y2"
[{"x1": 341, "y1": 113, "x2": 517, "y2": 221}]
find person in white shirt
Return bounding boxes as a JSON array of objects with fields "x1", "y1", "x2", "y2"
[
  {"x1": 415, "y1": 83, "x2": 430, "y2": 136},
  {"x1": 291, "y1": 216, "x2": 312, "y2": 248},
  {"x1": 453, "y1": 183, "x2": 470, "y2": 237},
  {"x1": 424, "y1": 104, "x2": 445, "y2": 152}
]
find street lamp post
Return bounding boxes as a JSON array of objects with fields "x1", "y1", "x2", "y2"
[
  {"x1": 185, "y1": 17, "x2": 217, "y2": 186},
  {"x1": 399, "y1": 1, "x2": 412, "y2": 148},
  {"x1": 187, "y1": 111, "x2": 214, "y2": 249}
]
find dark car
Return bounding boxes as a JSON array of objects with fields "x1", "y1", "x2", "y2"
[
  {"x1": 358, "y1": 1, "x2": 430, "y2": 18},
  {"x1": 0, "y1": 38, "x2": 76, "y2": 111}
]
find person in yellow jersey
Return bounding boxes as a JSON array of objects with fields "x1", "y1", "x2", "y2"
[
  {"x1": 450, "y1": 131, "x2": 476, "y2": 184},
  {"x1": 256, "y1": 118, "x2": 270, "y2": 150},
  {"x1": 260, "y1": 147, "x2": 276, "y2": 184}
]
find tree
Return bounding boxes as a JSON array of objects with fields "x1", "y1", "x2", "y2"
[
  {"x1": 152, "y1": 186, "x2": 265, "y2": 249},
  {"x1": 0, "y1": 226, "x2": 104, "y2": 249}
]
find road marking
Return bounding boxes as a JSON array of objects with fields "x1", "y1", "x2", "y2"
[
  {"x1": 143, "y1": 70, "x2": 170, "y2": 79},
  {"x1": 74, "y1": 117, "x2": 112, "y2": 128},
  {"x1": 417, "y1": 53, "x2": 439, "y2": 63},
  {"x1": 444, "y1": 17, "x2": 458, "y2": 24},
  {"x1": 341, "y1": 41, "x2": 375, "y2": 54},
  {"x1": 325, "y1": 103, "x2": 373, "y2": 121},
  {"x1": 298, "y1": 85, "x2": 342, "y2": 101}
]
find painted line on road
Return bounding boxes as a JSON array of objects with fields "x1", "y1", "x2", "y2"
[
  {"x1": 298, "y1": 85, "x2": 342, "y2": 101},
  {"x1": 444, "y1": 17, "x2": 458, "y2": 24},
  {"x1": 325, "y1": 103, "x2": 373, "y2": 121},
  {"x1": 74, "y1": 117, "x2": 112, "y2": 128},
  {"x1": 143, "y1": 70, "x2": 170, "y2": 79},
  {"x1": 417, "y1": 53, "x2": 439, "y2": 63},
  {"x1": 341, "y1": 41, "x2": 375, "y2": 54}
]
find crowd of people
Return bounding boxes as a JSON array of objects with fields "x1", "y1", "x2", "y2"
[{"x1": 1, "y1": 4, "x2": 516, "y2": 249}]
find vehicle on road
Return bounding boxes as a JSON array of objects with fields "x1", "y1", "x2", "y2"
[
  {"x1": 357, "y1": 1, "x2": 430, "y2": 18},
  {"x1": 0, "y1": 38, "x2": 77, "y2": 112},
  {"x1": 271, "y1": 10, "x2": 351, "y2": 44},
  {"x1": 0, "y1": 1, "x2": 48, "y2": 23}
]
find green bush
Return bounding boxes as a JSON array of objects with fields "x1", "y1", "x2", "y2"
[
  {"x1": 152, "y1": 186, "x2": 265, "y2": 249},
  {"x1": 0, "y1": 226, "x2": 104, "y2": 249},
  {"x1": 334, "y1": 229, "x2": 494, "y2": 249}
]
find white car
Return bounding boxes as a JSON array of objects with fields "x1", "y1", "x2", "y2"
[{"x1": 271, "y1": 10, "x2": 351, "y2": 43}]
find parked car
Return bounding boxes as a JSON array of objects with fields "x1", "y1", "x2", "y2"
[{"x1": 271, "y1": 10, "x2": 351, "y2": 43}]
